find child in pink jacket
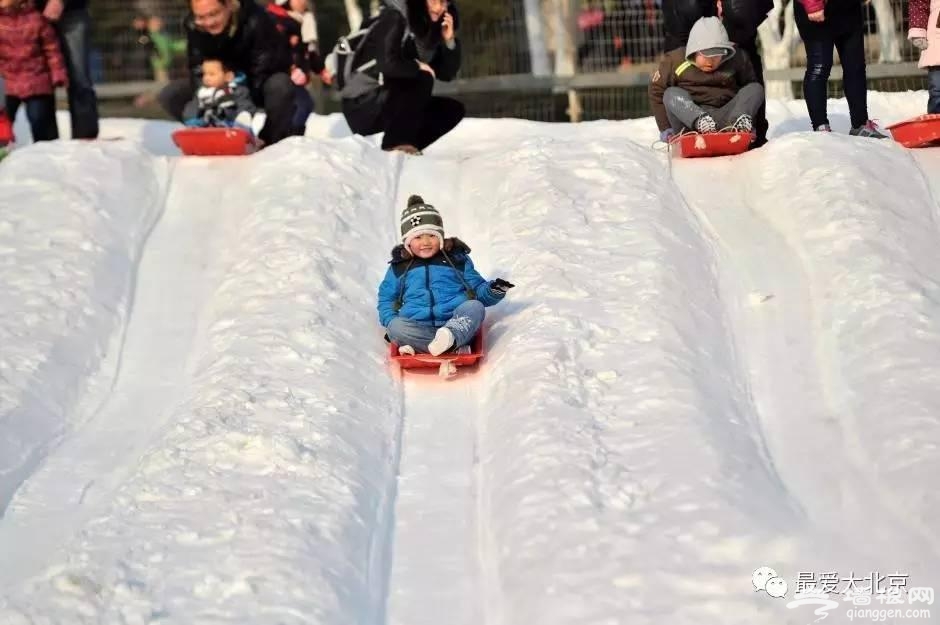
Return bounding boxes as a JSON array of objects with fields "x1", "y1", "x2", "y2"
[{"x1": 909, "y1": 0, "x2": 940, "y2": 114}]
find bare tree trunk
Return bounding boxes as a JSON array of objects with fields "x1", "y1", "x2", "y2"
[
  {"x1": 344, "y1": 0, "x2": 363, "y2": 31},
  {"x1": 758, "y1": 0, "x2": 797, "y2": 99},
  {"x1": 551, "y1": 0, "x2": 581, "y2": 121},
  {"x1": 870, "y1": 0, "x2": 900, "y2": 63},
  {"x1": 551, "y1": 0, "x2": 577, "y2": 76},
  {"x1": 524, "y1": 0, "x2": 552, "y2": 76}
]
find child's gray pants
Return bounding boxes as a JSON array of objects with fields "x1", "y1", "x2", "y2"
[{"x1": 664, "y1": 83, "x2": 765, "y2": 131}]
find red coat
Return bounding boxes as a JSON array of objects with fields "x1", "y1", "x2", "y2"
[{"x1": 0, "y1": 4, "x2": 68, "y2": 98}]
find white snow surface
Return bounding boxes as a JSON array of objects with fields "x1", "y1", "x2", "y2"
[{"x1": 0, "y1": 92, "x2": 939, "y2": 624}]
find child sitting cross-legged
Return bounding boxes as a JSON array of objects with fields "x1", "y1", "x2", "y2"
[
  {"x1": 649, "y1": 16, "x2": 764, "y2": 143},
  {"x1": 377, "y1": 195, "x2": 513, "y2": 356}
]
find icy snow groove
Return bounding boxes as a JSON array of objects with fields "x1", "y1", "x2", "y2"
[
  {"x1": 0, "y1": 158, "x2": 237, "y2": 588},
  {"x1": 671, "y1": 140, "x2": 940, "y2": 564},
  {"x1": 383, "y1": 155, "x2": 489, "y2": 625}
]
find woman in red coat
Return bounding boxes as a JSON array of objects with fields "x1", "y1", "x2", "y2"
[{"x1": 0, "y1": 0, "x2": 68, "y2": 142}]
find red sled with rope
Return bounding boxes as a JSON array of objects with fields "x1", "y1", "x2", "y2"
[
  {"x1": 669, "y1": 130, "x2": 752, "y2": 158},
  {"x1": 886, "y1": 114, "x2": 940, "y2": 148},
  {"x1": 172, "y1": 127, "x2": 261, "y2": 156},
  {"x1": 389, "y1": 329, "x2": 485, "y2": 376}
]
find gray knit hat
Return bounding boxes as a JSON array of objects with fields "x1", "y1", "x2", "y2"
[{"x1": 400, "y1": 195, "x2": 444, "y2": 246}]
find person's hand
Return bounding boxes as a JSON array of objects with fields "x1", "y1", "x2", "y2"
[
  {"x1": 318, "y1": 69, "x2": 333, "y2": 85},
  {"x1": 43, "y1": 0, "x2": 64, "y2": 22},
  {"x1": 913, "y1": 37, "x2": 929, "y2": 51},
  {"x1": 417, "y1": 61, "x2": 436, "y2": 78},
  {"x1": 290, "y1": 66, "x2": 308, "y2": 86},
  {"x1": 807, "y1": 9, "x2": 825, "y2": 22},
  {"x1": 660, "y1": 128, "x2": 676, "y2": 142},
  {"x1": 441, "y1": 11, "x2": 455, "y2": 42},
  {"x1": 490, "y1": 278, "x2": 515, "y2": 295}
]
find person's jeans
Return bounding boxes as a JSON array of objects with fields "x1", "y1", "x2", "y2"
[
  {"x1": 57, "y1": 8, "x2": 99, "y2": 139},
  {"x1": 386, "y1": 300, "x2": 485, "y2": 353},
  {"x1": 928, "y1": 68, "x2": 940, "y2": 115}
]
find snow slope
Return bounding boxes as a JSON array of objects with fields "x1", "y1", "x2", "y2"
[{"x1": 1, "y1": 93, "x2": 940, "y2": 624}]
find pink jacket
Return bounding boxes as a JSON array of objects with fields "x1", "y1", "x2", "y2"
[{"x1": 909, "y1": 0, "x2": 940, "y2": 68}]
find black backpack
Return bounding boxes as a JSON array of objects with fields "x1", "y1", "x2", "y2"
[{"x1": 326, "y1": 12, "x2": 386, "y2": 97}]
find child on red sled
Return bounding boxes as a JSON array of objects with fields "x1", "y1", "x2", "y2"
[
  {"x1": 377, "y1": 195, "x2": 513, "y2": 356},
  {"x1": 182, "y1": 58, "x2": 257, "y2": 134},
  {"x1": 649, "y1": 16, "x2": 763, "y2": 143}
]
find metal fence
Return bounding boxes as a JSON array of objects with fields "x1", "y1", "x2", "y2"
[{"x1": 90, "y1": 0, "x2": 927, "y2": 122}]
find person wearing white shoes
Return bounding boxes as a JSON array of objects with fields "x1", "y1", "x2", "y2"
[{"x1": 377, "y1": 194, "x2": 513, "y2": 356}]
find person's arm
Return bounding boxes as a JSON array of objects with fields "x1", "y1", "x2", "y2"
[
  {"x1": 909, "y1": 0, "x2": 930, "y2": 40},
  {"x1": 378, "y1": 266, "x2": 402, "y2": 327},
  {"x1": 462, "y1": 257, "x2": 505, "y2": 307},
  {"x1": 430, "y1": 9, "x2": 460, "y2": 81},
  {"x1": 186, "y1": 23, "x2": 206, "y2": 93},
  {"x1": 649, "y1": 56, "x2": 676, "y2": 132},
  {"x1": 248, "y1": 9, "x2": 292, "y2": 92},
  {"x1": 375, "y1": 11, "x2": 423, "y2": 79},
  {"x1": 39, "y1": 16, "x2": 68, "y2": 87}
]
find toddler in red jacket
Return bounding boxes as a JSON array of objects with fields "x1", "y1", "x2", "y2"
[{"x1": 0, "y1": 0, "x2": 68, "y2": 142}]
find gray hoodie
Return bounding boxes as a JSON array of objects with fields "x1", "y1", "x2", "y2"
[{"x1": 685, "y1": 16, "x2": 736, "y2": 63}]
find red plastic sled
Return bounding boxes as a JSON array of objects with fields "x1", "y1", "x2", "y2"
[
  {"x1": 886, "y1": 114, "x2": 940, "y2": 148},
  {"x1": 670, "y1": 131, "x2": 752, "y2": 158},
  {"x1": 390, "y1": 330, "x2": 485, "y2": 370},
  {"x1": 172, "y1": 127, "x2": 259, "y2": 156}
]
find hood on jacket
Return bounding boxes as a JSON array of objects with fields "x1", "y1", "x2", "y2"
[{"x1": 685, "y1": 16, "x2": 736, "y2": 62}]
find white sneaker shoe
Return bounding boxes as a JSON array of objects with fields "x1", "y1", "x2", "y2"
[
  {"x1": 428, "y1": 327, "x2": 455, "y2": 356},
  {"x1": 398, "y1": 345, "x2": 416, "y2": 356}
]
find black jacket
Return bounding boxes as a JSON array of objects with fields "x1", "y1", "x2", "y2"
[
  {"x1": 184, "y1": 1, "x2": 292, "y2": 93},
  {"x1": 661, "y1": 0, "x2": 716, "y2": 51},
  {"x1": 661, "y1": 0, "x2": 773, "y2": 49},
  {"x1": 364, "y1": 0, "x2": 461, "y2": 84},
  {"x1": 34, "y1": 0, "x2": 87, "y2": 12},
  {"x1": 721, "y1": 0, "x2": 774, "y2": 43}
]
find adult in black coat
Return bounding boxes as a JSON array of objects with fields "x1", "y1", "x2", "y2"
[
  {"x1": 157, "y1": 0, "x2": 296, "y2": 145},
  {"x1": 660, "y1": 0, "x2": 773, "y2": 146},
  {"x1": 35, "y1": 0, "x2": 99, "y2": 138},
  {"x1": 340, "y1": 0, "x2": 464, "y2": 154}
]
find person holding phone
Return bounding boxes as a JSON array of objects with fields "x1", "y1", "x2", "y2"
[{"x1": 339, "y1": 0, "x2": 464, "y2": 155}]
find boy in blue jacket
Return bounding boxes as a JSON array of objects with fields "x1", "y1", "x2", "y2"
[{"x1": 377, "y1": 195, "x2": 514, "y2": 356}]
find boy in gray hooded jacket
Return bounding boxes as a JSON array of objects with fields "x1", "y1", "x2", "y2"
[{"x1": 649, "y1": 16, "x2": 764, "y2": 142}]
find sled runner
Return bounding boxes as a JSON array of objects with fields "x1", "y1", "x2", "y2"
[
  {"x1": 886, "y1": 114, "x2": 940, "y2": 148},
  {"x1": 172, "y1": 127, "x2": 260, "y2": 156},
  {"x1": 390, "y1": 329, "x2": 485, "y2": 374},
  {"x1": 669, "y1": 130, "x2": 751, "y2": 158}
]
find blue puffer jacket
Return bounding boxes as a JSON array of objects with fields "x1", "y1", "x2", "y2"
[{"x1": 377, "y1": 238, "x2": 504, "y2": 327}]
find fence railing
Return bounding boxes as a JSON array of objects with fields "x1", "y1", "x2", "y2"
[{"x1": 89, "y1": 0, "x2": 927, "y2": 122}]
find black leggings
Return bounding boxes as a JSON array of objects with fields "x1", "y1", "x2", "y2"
[
  {"x1": 6, "y1": 95, "x2": 59, "y2": 142},
  {"x1": 798, "y1": 15, "x2": 869, "y2": 128}
]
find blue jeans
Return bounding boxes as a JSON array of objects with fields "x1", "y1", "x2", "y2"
[
  {"x1": 292, "y1": 85, "x2": 313, "y2": 134},
  {"x1": 929, "y1": 68, "x2": 940, "y2": 115},
  {"x1": 5, "y1": 95, "x2": 58, "y2": 141},
  {"x1": 387, "y1": 300, "x2": 485, "y2": 353},
  {"x1": 57, "y1": 9, "x2": 99, "y2": 139}
]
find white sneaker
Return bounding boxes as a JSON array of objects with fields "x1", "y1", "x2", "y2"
[
  {"x1": 398, "y1": 345, "x2": 416, "y2": 356},
  {"x1": 428, "y1": 327, "x2": 455, "y2": 356}
]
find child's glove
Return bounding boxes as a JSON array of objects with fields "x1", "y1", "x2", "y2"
[
  {"x1": 913, "y1": 37, "x2": 929, "y2": 51},
  {"x1": 490, "y1": 278, "x2": 515, "y2": 295},
  {"x1": 660, "y1": 128, "x2": 676, "y2": 142},
  {"x1": 184, "y1": 117, "x2": 208, "y2": 127}
]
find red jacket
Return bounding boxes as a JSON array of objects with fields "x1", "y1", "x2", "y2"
[
  {"x1": 798, "y1": 0, "x2": 826, "y2": 15},
  {"x1": 0, "y1": 4, "x2": 68, "y2": 98}
]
